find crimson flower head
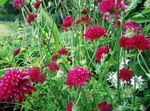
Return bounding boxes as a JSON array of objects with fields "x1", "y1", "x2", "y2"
[
  {"x1": 51, "y1": 54, "x2": 58, "y2": 61},
  {"x1": 13, "y1": 48, "x2": 21, "y2": 57},
  {"x1": 24, "y1": 67, "x2": 46, "y2": 83},
  {"x1": 83, "y1": 25, "x2": 107, "y2": 41},
  {"x1": 0, "y1": 69, "x2": 37, "y2": 103},
  {"x1": 123, "y1": 21, "x2": 142, "y2": 31},
  {"x1": 61, "y1": 16, "x2": 74, "y2": 31},
  {"x1": 131, "y1": 34, "x2": 150, "y2": 51},
  {"x1": 81, "y1": 7, "x2": 89, "y2": 14},
  {"x1": 46, "y1": 61, "x2": 59, "y2": 73},
  {"x1": 119, "y1": 37, "x2": 134, "y2": 49},
  {"x1": 66, "y1": 102, "x2": 73, "y2": 111},
  {"x1": 95, "y1": 46, "x2": 109, "y2": 62},
  {"x1": 98, "y1": 101, "x2": 112, "y2": 111},
  {"x1": 27, "y1": 14, "x2": 37, "y2": 24},
  {"x1": 66, "y1": 67, "x2": 92, "y2": 88},
  {"x1": 13, "y1": 0, "x2": 25, "y2": 10},
  {"x1": 119, "y1": 68, "x2": 132, "y2": 81},
  {"x1": 76, "y1": 16, "x2": 92, "y2": 25},
  {"x1": 58, "y1": 48, "x2": 68, "y2": 55},
  {"x1": 34, "y1": 1, "x2": 42, "y2": 9}
]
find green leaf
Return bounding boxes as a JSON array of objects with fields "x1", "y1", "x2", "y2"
[{"x1": 40, "y1": 9, "x2": 60, "y2": 52}]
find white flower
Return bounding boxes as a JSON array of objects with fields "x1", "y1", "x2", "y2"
[
  {"x1": 119, "y1": 58, "x2": 130, "y2": 69},
  {"x1": 131, "y1": 76, "x2": 144, "y2": 89}
]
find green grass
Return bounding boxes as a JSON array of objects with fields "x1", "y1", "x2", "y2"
[{"x1": 0, "y1": 21, "x2": 17, "y2": 37}]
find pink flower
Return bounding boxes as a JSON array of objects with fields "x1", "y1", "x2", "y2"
[
  {"x1": 98, "y1": 101, "x2": 112, "y2": 111},
  {"x1": 13, "y1": 0, "x2": 25, "y2": 10},
  {"x1": 98, "y1": 0, "x2": 127, "y2": 14},
  {"x1": 66, "y1": 67, "x2": 92, "y2": 88},
  {"x1": 66, "y1": 102, "x2": 73, "y2": 111},
  {"x1": 13, "y1": 48, "x2": 21, "y2": 57},
  {"x1": 119, "y1": 68, "x2": 132, "y2": 81},
  {"x1": 46, "y1": 62, "x2": 59, "y2": 73},
  {"x1": 58, "y1": 48, "x2": 68, "y2": 55},
  {"x1": 61, "y1": 16, "x2": 74, "y2": 31},
  {"x1": 24, "y1": 67, "x2": 46, "y2": 83},
  {"x1": 34, "y1": 1, "x2": 42, "y2": 9},
  {"x1": 95, "y1": 46, "x2": 109, "y2": 62},
  {"x1": 0, "y1": 69, "x2": 37, "y2": 103},
  {"x1": 27, "y1": 14, "x2": 37, "y2": 24},
  {"x1": 83, "y1": 25, "x2": 107, "y2": 41},
  {"x1": 123, "y1": 21, "x2": 142, "y2": 31}
]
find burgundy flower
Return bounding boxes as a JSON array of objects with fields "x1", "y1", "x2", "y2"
[
  {"x1": 34, "y1": 1, "x2": 42, "y2": 9},
  {"x1": 27, "y1": 14, "x2": 37, "y2": 24},
  {"x1": 61, "y1": 16, "x2": 74, "y2": 31},
  {"x1": 24, "y1": 67, "x2": 46, "y2": 83},
  {"x1": 46, "y1": 62, "x2": 59, "y2": 73},
  {"x1": 51, "y1": 54, "x2": 58, "y2": 61},
  {"x1": 98, "y1": 101, "x2": 112, "y2": 111},
  {"x1": 76, "y1": 16, "x2": 92, "y2": 25},
  {"x1": 123, "y1": 21, "x2": 142, "y2": 31},
  {"x1": 119, "y1": 68, "x2": 132, "y2": 81},
  {"x1": 132, "y1": 34, "x2": 150, "y2": 51},
  {"x1": 66, "y1": 67, "x2": 92, "y2": 88},
  {"x1": 0, "y1": 69, "x2": 37, "y2": 103},
  {"x1": 119, "y1": 37, "x2": 134, "y2": 49},
  {"x1": 83, "y1": 25, "x2": 107, "y2": 41},
  {"x1": 58, "y1": 48, "x2": 68, "y2": 55},
  {"x1": 113, "y1": 20, "x2": 121, "y2": 27},
  {"x1": 95, "y1": 46, "x2": 109, "y2": 62},
  {"x1": 13, "y1": 48, "x2": 21, "y2": 57},
  {"x1": 66, "y1": 102, "x2": 73, "y2": 111},
  {"x1": 13, "y1": 0, "x2": 24, "y2": 10},
  {"x1": 81, "y1": 7, "x2": 89, "y2": 14}
]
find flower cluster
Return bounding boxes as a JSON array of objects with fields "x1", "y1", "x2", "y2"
[
  {"x1": 27, "y1": 14, "x2": 37, "y2": 24},
  {"x1": 13, "y1": 48, "x2": 21, "y2": 57},
  {"x1": 66, "y1": 67, "x2": 92, "y2": 88},
  {"x1": 66, "y1": 102, "x2": 73, "y2": 111},
  {"x1": 95, "y1": 46, "x2": 109, "y2": 62},
  {"x1": 0, "y1": 69, "x2": 37, "y2": 103},
  {"x1": 119, "y1": 68, "x2": 132, "y2": 81},
  {"x1": 13, "y1": 0, "x2": 24, "y2": 10},
  {"x1": 76, "y1": 16, "x2": 92, "y2": 25},
  {"x1": 123, "y1": 21, "x2": 142, "y2": 31},
  {"x1": 58, "y1": 48, "x2": 68, "y2": 55},
  {"x1": 24, "y1": 67, "x2": 46, "y2": 83},
  {"x1": 34, "y1": 1, "x2": 42, "y2": 9},
  {"x1": 119, "y1": 34, "x2": 150, "y2": 51},
  {"x1": 97, "y1": 101, "x2": 112, "y2": 111},
  {"x1": 81, "y1": 7, "x2": 89, "y2": 14},
  {"x1": 83, "y1": 25, "x2": 107, "y2": 41},
  {"x1": 98, "y1": 0, "x2": 127, "y2": 14},
  {"x1": 61, "y1": 16, "x2": 74, "y2": 31},
  {"x1": 46, "y1": 61, "x2": 59, "y2": 73}
]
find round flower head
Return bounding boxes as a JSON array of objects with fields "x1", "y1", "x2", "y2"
[
  {"x1": 0, "y1": 69, "x2": 37, "y2": 103},
  {"x1": 46, "y1": 61, "x2": 59, "y2": 73},
  {"x1": 119, "y1": 37, "x2": 134, "y2": 49},
  {"x1": 51, "y1": 54, "x2": 58, "y2": 61},
  {"x1": 27, "y1": 14, "x2": 37, "y2": 24},
  {"x1": 61, "y1": 16, "x2": 74, "y2": 31},
  {"x1": 13, "y1": 0, "x2": 25, "y2": 10},
  {"x1": 24, "y1": 67, "x2": 46, "y2": 83},
  {"x1": 95, "y1": 46, "x2": 109, "y2": 62},
  {"x1": 119, "y1": 68, "x2": 132, "y2": 81},
  {"x1": 98, "y1": 101, "x2": 112, "y2": 111},
  {"x1": 34, "y1": 1, "x2": 42, "y2": 9},
  {"x1": 81, "y1": 7, "x2": 89, "y2": 14},
  {"x1": 66, "y1": 102, "x2": 73, "y2": 111},
  {"x1": 58, "y1": 48, "x2": 68, "y2": 55},
  {"x1": 83, "y1": 25, "x2": 107, "y2": 41},
  {"x1": 66, "y1": 67, "x2": 92, "y2": 88},
  {"x1": 123, "y1": 21, "x2": 142, "y2": 31}
]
